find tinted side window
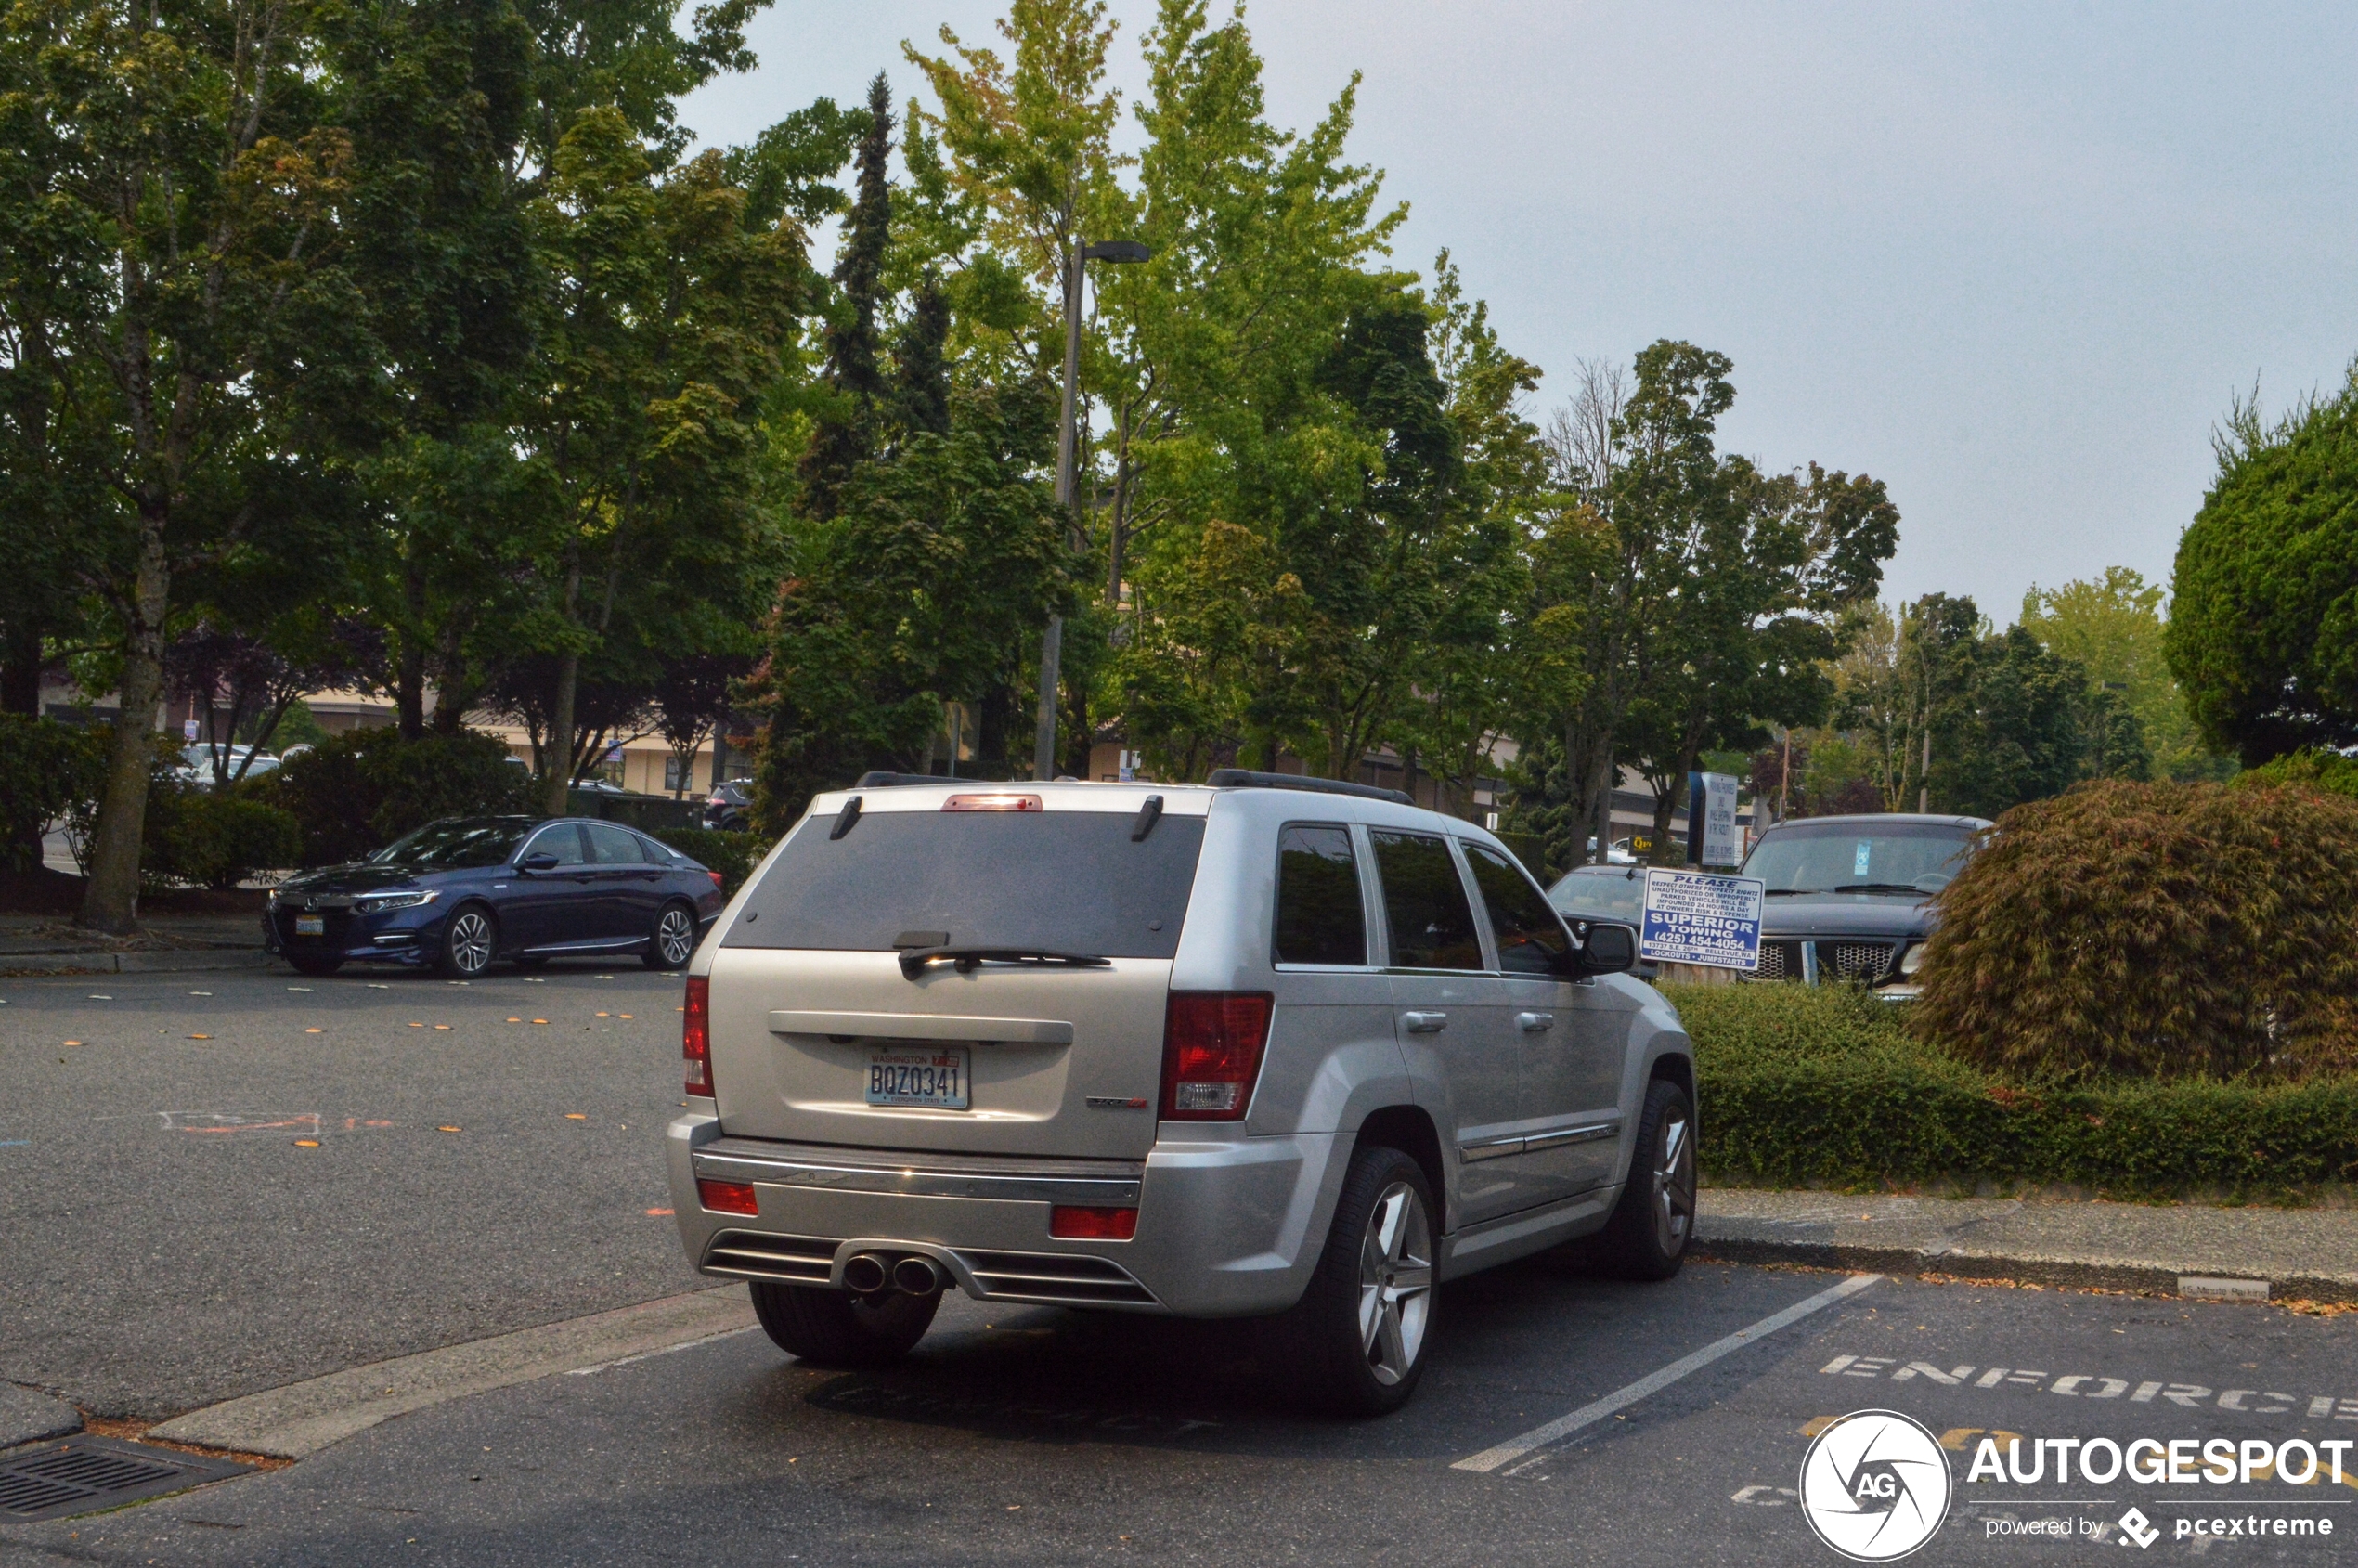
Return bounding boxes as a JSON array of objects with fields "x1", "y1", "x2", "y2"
[
  {"x1": 585, "y1": 822, "x2": 647, "y2": 863},
  {"x1": 525, "y1": 824, "x2": 587, "y2": 865},
  {"x1": 1274, "y1": 824, "x2": 1366, "y2": 965},
  {"x1": 1370, "y1": 831, "x2": 1483, "y2": 970},
  {"x1": 1467, "y1": 844, "x2": 1572, "y2": 976}
]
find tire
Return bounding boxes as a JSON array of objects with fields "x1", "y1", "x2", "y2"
[
  {"x1": 1589, "y1": 1076, "x2": 1697, "y2": 1281},
  {"x1": 643, "y1": 901, "x2": 698, "y2": 970},
  {"x1": 435, "y1": 904, "x2": 498, "y2": 978},
  {"x1": 287, "y1": 953, "x2": 343, "y2": 977},
  {"x1": 748, "y1": 1281, "x2": 939, "y2": 1367},
  {"x1": 1264, "y1": 1144, "x2": 1437, "y2": 1418}
]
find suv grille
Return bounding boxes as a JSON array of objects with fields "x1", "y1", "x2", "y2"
[
  {"x1": 703, "y1": 1230, "x2": 837, "y2": 1284},
  {"x1": 1824, "y1": 941, "x2": 1897, "y2": 981},
  {"x1": 1753, "y1": 940, "x2": 1801, "y2": 981}
]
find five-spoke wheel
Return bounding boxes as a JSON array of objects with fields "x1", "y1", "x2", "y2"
[
  {"x1": 1269, "y1": 1144, "x2": 1438, "y2": 1416},
  {"x1": 1357, "y1": 1178, "x2": 1435, "y2": 1388}
]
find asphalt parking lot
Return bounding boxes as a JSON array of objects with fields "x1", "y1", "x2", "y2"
[{"x1": 6, "y1": 967, "x2": 2358, "y2": 1565}]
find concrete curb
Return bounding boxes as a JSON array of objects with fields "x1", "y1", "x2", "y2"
[
  {"x1": 1, "y1": 949, "x2": 274, "y2": 977},
  {"x1": 0, "y1": 1385, "x2": 84, "y2": 1451},
  {"x1": 1691, "y1": 1234, "x2": 2358, "y2": 1305},
  {"x1": 147, "y1": 1287, "x2": 758, "y2": 1458}
]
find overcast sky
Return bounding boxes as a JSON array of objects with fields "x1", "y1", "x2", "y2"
[{"x1": 680, "y1": 2, "x2": 2358, "y2": 625}]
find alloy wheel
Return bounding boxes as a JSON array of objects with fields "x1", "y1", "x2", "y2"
[
  {"x1": 1356, "y1": 1180, "x2": 1434, "y2": 1386},
  {"x1": 1652, "y1": 1109, "x2": 1695, "y2": 1255},
  {"x1": 446, "y1": 910, "x2": 493, "y2": 976},
  {"x1": 655, "y1": 907, "x2": 695, "y2": 966}
]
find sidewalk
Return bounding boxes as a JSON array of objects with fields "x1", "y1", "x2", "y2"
[
  {"x1": 0, "y1": 912, "x2": 269, "y2": 976},
  {"x1": 1696, "y1": 1188, "x2": 2358, "y2": 1304}
]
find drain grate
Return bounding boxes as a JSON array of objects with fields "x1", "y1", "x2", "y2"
[{"x1": 0, "y1": 1437, "x2": 251, "y2": 1522}]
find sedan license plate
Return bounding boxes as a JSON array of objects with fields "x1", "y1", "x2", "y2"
[
  {"x1": 294, "y1": 914, "x2": 325, "y2": 936},
  {"x1": 865, "y1": 1047, "x2": 969, "y2": 1110}
]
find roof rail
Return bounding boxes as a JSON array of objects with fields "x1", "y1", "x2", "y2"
[
  {"x1": 1204, "y1": 768, "x2": 1413, "y2": 806},
  {"x1": 852, "y1": 771, "x2": 965, "y2": 788}
]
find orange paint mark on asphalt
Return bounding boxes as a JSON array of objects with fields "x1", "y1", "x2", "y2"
[
  {"x1": 618, "y1": 1015, "x2": 633, "y2": 1020},
  {"x1": 437, "y1": 1125, "x2": 461, "y2": 1133},
  {"x1": 408, "y1": 1022, "x2": 423, "y2": 1029},
  {"x1": 62, "y1": 1041, "x2": 81, "y2": 1047},
  {"x1": 645, "y1": 1209, "x2": 673, "y2": 1216},
  {"x1": 565, "y1": 1113, "x2": 586, "y2": 1120},
  {"x1": 531, "y1": 1019, "x2": 548, "y2": 1025},
  {"x1": 434, "y1": 1024, "x2": 452, "y2": 1030},
  {"x1": 188, "y1": 1034, "x2": 212, "y2": 1040},
  {"x1": 304, "y1": 1028, "x2": 323, "y2": 1034},
  {"x1": 507, "y1": 1017, "x2": 522, "y2": 1023},
  {"x1": 366, "y1": 1120, "x2": 393, "y2": 1127},
  {"x1": 294, "y1": 1140, "x2": 319, "y2": 1147}
]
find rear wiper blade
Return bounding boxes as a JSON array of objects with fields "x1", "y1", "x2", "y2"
[{"x1": 899, "y1": 946, "x2": 1113, "y2": 979}]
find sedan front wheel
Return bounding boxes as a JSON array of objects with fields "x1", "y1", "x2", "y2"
[{"x1": 436, "y1": 906, "x2": 497, "y2": 978}]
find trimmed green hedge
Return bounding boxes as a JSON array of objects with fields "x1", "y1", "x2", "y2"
[{"x1": 1671, "y1": 983, "x2": 2358, "y2": 1199}]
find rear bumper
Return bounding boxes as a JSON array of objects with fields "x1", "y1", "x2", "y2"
[{"x1": 666, "y1": 1116, "x2": 1344, "y2": 1317}]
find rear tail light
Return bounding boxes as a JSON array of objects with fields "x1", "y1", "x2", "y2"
[
  {"x1": 1049, "y1": 1205, "x2": 1138, "y2": 1240},
  {"x1": 683, "y1": 975, "x2": 713, "y2": 1095},
  {"x1": 707, "y1": 870, "x2": 724, "y2": 889},
  {"x1": 696, "y1": 1178, "x2": 757, "y2": 1214},
  {"x1": 1159, "y1": 991, "x2": 1274, "y2": 1121}
]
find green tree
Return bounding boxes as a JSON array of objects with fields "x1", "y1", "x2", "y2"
[
  {"x1": 513, "y1": 107, "x2": 804, "y2": 814},
  {"x1": 797, "y1": 72, "x2": 893, "y2": 521},
  {"x1": 4, "y1": 0, "x2": 370, "y2": 930},
  {"x1": 2168, "y1": 370, "x2": 2358, "y2": 765},
  {"x1": 2020, "y1": 566, "x2": 2225, "y2": 782}
]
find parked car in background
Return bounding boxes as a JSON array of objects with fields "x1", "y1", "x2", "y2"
[
  {"x1": 668, "y1": 770, "x2": 1691, "y2": 1416},
  {"x1": 176, "y1": 744, "x2": 278, "y2": 788},
  {"x1": 264, "y1": 815, "x2": 728, "y2": 978},
  {"x1": 704, "y1": 778, "x2": 754, "y2": 831},
  {"x1": 1737, "y1": 813, "x2": 1992, "y2": 998},
  {"x1": 1546, "y1": 863, "x2": 1659, "y2": 982}
]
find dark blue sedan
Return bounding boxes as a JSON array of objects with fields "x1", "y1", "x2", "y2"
[{"x1": 262, "y1": 816, "x2": 729, "y2": 978}]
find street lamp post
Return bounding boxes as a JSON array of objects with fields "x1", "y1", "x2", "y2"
[{"x1": 1033, "y1": 236, "x2": 1151, "y2": 783}]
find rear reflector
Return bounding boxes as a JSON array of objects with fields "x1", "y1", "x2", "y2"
[
  {"x1": 683, "y1": 975, "x2": 713, "y2": 1096},
  {"x1": 942, "y1": 792, "x2": 1042, "y2": 812},
  {"x1": 1049, "y1": 1205, "x2": 1138, "y2": 1240},
  {"x1": 1159, "y1": 991, "x2": 1274, "y2": 1121},
  {"x1": 696, "y1": 1178, "x2": 758, "y2": 1215}
]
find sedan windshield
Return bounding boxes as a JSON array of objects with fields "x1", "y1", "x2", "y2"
[
  {"x1": 370, "y1": 819, "x2": 531, "y2": 869},
  {"x1": 1741, "y1": 821, "x2": 1979, "y2": 895},
  {"x1": 1548, "y1": 866, "x2": 1646, "y2": 922}
]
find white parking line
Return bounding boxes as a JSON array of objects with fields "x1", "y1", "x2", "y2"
[{"x1": 1451, "y1": 1273, "x2": 1883, "y2": 1476}]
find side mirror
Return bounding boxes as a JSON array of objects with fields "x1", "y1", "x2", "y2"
[
  {"x1": 1574, "y1": 922, "x2": 1638, "y2": 976},
  {"x1": 519, "y1": 851, "x2": 560, "y2": 873}
]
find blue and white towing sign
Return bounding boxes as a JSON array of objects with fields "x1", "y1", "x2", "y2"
[{"x1": 1639, "y1": 868, "x2": 1766, "y2": 971}]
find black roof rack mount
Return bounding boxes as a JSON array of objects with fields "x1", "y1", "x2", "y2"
[
  {"x1": 1204, "y1": 768, "x2": 1413, "y2": 807},
  {"x1": 852, "y1": 771, "x2": 965, "y2": 788}
]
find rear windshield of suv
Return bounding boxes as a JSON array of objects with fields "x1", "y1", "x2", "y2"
[{"x1": 723, "y1": 808, "x2": 1206, "y2": 959}]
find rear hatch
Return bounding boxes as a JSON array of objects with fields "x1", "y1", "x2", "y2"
[{"x1": 706, "y1": 786, "x2": 1208, "y2": 1160}]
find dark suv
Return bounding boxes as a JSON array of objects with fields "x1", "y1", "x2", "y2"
[
  {"x1": 1739, "y1": 813, "x2": 1992, "y2": 997},
  {"x1": 704, "y1": 779, "x2": 754, "y2": 831}
]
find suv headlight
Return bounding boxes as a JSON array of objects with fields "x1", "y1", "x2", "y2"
[
  {"x1": 354, "y1": 889, "x2": 438, "y2": 914},
  {"x1": 1898, "y1": 942, "x2": 1926, "y2": 978}
]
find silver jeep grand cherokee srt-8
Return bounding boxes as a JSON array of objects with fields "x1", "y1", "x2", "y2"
[{"x1": 666, "y1": 770, "x2": 1697, "y2": 1415}]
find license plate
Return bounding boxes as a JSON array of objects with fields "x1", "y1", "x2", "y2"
[
  {"x1": 294, "y1": 914, "x2": 325, "y2": 936},
  {"x1": 864, "y1": 1047, "x2": 970, "y2": 1110}
]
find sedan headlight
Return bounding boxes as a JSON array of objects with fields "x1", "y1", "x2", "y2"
[
  {"x1": 354, "y1": 889, "x2": 439, "y2": 914},
  {"x1": 1898, "y1": 942, "x2": 1926, "y2": 978}
]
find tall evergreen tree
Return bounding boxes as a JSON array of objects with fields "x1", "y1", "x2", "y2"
[
  {"x1": 798, "y1": 72, "x2": 894, "y2": 520},
  {"x1": 890, "y1": 271, "x2": 953, "y2": 441}
]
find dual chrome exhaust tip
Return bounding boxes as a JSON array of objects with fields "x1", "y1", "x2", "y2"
[{"x1": 842, "y1": 1251, "x2": 944, "y2": 1298}]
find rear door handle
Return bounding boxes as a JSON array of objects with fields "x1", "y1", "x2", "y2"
[
  {"x1": 1517, "y1": 1012, "x2": 1555, "y2": 1032},
  {"x1": 1402, "y1": 1011, "x2": 1447, "y2": 1033}
]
